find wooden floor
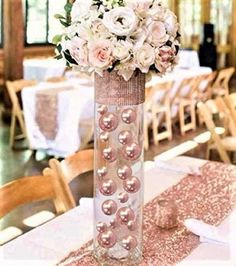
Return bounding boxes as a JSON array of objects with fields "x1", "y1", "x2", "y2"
[{"x1": 1, "y1": 77, "x2": 236, "y2": 243}]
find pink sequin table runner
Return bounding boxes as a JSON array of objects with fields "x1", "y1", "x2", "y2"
[
  {"x1": 58, "y1": 162, "x2": 236, "y2": 266},
  {"x1": 35, "y1": 86, "x2": 73, "y2": 140}
]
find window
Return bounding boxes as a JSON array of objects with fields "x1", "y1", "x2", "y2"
[
  {"x1": 179, "y1": 0, "x2": 201, "y2": 48},
  {"x1": 25, "y1": 0, "x2": 66, "y2": 45},
  {"x1": 210, "y1": 0, "x2": 232, "y2": 45}
]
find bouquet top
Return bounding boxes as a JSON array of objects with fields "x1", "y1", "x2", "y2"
[{"x1": 55, "y1": 0, "x2": 180, "y2": 81}]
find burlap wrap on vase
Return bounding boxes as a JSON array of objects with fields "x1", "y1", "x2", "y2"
[
  {"x1": 93, "y1": 70, "x2": 145, "y2": 265},
  {"x1": 95, "y1": 70, "x2": 145, "y2": 106}
]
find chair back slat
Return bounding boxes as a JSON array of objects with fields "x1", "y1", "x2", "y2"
[
  {"x1": 197, "y1": 102, "x2": 231, "y2": 163},
  {"x1": 0, "y1": 175, "x2": 55, "y2": 218},
  {"x1": 48, "y1": 149, "x2": 94, "y2": 208},
  {"x1": 212, "y1": 67, "x2": 235, "y2": 96}
]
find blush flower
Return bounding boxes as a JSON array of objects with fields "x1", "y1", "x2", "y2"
[
  {"x1": 147, "y1": 21, "x2": 168, "y2": 46},
  {"x1": 89, "y1": 40, "x2": 114, "y2": 69},
  {"x1": 155, "y1": 45, "x2": 176, "y2": 72}
]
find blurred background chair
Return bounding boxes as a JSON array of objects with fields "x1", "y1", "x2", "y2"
[
  {"x1": 211, "y1": 67, "x2": 235, "y2": 97},
  {"x1": 197, "y1": 101, "x2": 236, "y2": 163},
  {"x1": 6, "y1": 79, "x2": 37, "y2": 148}
]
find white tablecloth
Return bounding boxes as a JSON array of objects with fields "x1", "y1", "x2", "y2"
[
  {"x1": 23, "y1": 59, "x2": 66, "y2": 82},
  {"x1": 177, "y1": 50, "x2": 200, "y2": 69},
  {"x1": 1, "y1": 156, "x2": 235, "y2": 266},
  {"x1": 22, "y1": 80, "x2": 94, "y2": 157}
]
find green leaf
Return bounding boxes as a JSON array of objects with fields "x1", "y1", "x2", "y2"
[
  {"x1": 54, "y1": 14, "x2": 66, "y2": 20},
  {"x1": 55, "y1": 54, "x2": 63, "y2": 60},
  {"x1": 56, "y1": 44, "x2": 62, "y2": 53},
  {"x1": 63, "y1": 50, "x2": 78, "y2": 65},
  {"x1": 59, "y1": 19, "x2": 70, "y2": 27},
  {"x1": 52, "y1": 34, "x2": 62, "y2": 45},
  {"x1": 64, "y1": 3, "x2": 73, "y2": 14}
]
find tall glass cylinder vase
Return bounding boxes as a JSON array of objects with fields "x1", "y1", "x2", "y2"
[{"x1": 93, "y1": 70, "x2": 145, "y2": 265}]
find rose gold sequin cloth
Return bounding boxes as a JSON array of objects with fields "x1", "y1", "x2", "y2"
[
  {"x1": 35, "y1": 86, "x2": 73, "y2": 140},
  {"x1": 58, "y1": 162, "x2": 236, "y2": 266},
  {"x1": 95, "y1": 71, "x2": 145, "y2": 106}
]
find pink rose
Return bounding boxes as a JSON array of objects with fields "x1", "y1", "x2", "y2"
[
  {"x1": 147, "y1": 21, "x2": 168, "y2": 47},
  {"x1": 155, "y1": 46, "x2": 176, "y2": 73},
  {"x1": 89, "y1": 40, "x2": 113, "y2": 69}
]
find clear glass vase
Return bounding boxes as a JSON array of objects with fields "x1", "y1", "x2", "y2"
[{"x1": 93, "y1": 71, "x2": 145, "y2": 265}]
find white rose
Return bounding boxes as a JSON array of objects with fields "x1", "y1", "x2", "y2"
[
  {"x1": 71, "y1": 0, "x2": 92, "y2": 21},
  {"x1": 62, "y1": 37, "x2": 89, "y2": 67},
  {"x1": 164, "y1": 9, "x2": 178, "y2": 36},
  {"x1": 63, "y1": 24, "x2": 78, "y2": 39},
  {"x1": 125, "y1": 0, "x2": 152, "y2": 13},
  {"x1": 103, "y1": 7, "x2": 137, "y2": 36},
  {"x1": 147, "y1": 21, "x2": 168, "y2": 47},
  {"x1": 148, "y1": 2, "x2": 166, "y2": 19},
  {"x1": 135, "y1": 43, "x2": 155, "y2": 73},
  {"x1": 91, "y1": 19, "x2": 111, "y2": 39},
  {"x1": 113, "y1": 40, "x2": 133, "y2": 62},
  {"x1": 128, "y1": 27, "x2": 147, "y2": 49}
]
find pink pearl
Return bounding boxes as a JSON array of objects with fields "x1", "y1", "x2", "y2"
[
  {"x1": 127, "y1": 220, "x2": 137, "y2": 231},
  {"x1": 118, "y1": 192, "x2": 129, "y2": 203},
  {"x1": 117, "y1": 165, "x2": 132, "y2": 180},
  {"x1": 116, "y1": 207, "x2": 135, "y2": 225},
  {"x1": 109, "y1": 218, "x2": 118, "y2": 229},
  {"x1": 118, "y1": 130, "x2": 132, "y2": 145},
  {"x1": 121, "y1": 108, "x2": 136, "y2": 124},
  {"x1": 99, "y1": 113, "x2": 118, "y2": 132},
  {"x1": 96, "y1": 222, "x2": 107, "y2": 233},
  {"x1": 99, "y1": 132, "x2": 109, "y2": 142},
  {"x1": 102, "y1": 200, "x2": 118, "y2": 216},
  {"x1": 97, "y1": 167, "x2": 107, "y2": 178},
  {"x1": 97, "y1": 105, "x2": 108, "y2": 115},
  {"x1": 103, "y1": 147, "x2": 117, "y2": 162},
  {"x1": 97, "y1": 230, "x2": 117, "y2": 248},
  {"x1": 121, "y1": 235, "x2": 137, "y2": 251},
  {"x1": 122, "y1": 142, "x2": 141, "y2": 161},
  {"x1": 100, "y1": 179, "x2": 117, "y2": 196},
  {"x1": 123, "y1": 176, "x2": 141, "y2": 194}
]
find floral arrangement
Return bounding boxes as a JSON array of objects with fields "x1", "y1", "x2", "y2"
[{"x1": 54, "y1": 0, "x2": 180, "y2": 81}]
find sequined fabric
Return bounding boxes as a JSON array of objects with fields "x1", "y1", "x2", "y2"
[
  {"x1": 95, "y1": 71, "x2": 145, "y2": 106},
  {"x1": 58, "y1": 162, "x2": 236, "y2": 266},
  {"x1": 35, "y1": 86, "x2": 73, "y2": 140}
]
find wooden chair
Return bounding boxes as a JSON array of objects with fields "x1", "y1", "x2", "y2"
[
  {"x1": 0, "y1": 171, "x2": 69, "y2": 218},
  {"x1": 48, "y1": 149, "x2": 94, "y2": 208},
  {"x1": 196, "y1": 72, "x2": 217, "y2": 101},
  {"x1": 224, "y1": 93, "x2": 236, "y2": 127},
  {"x1": 197, "y1": 101, "x2": 236, "y2": 163},
  {"x1": 79, "y1": 118, "x2": 94, "y2": 150},
  {"x1": 173, "y1": 77, "x2": 198, "y2": 136},
  {"x1": 6, "y1": 79, "x2": 37, "y2": 148},
  {"x1": 151, "y1": 81, "x2": 173, "y2": 145},
  {"x1": 215, "y1": 97, "x2": 236, "y2": 137},
  {"x1": 211, "y1": 67, "x2": 235, "y2": 97},
  {"x1": 144, "y1": 82, "x2": 173, "y2": 149}
]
